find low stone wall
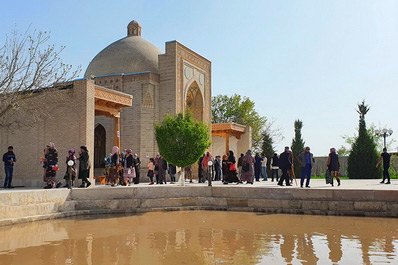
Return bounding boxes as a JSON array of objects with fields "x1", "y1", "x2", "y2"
[
  {"x1": 0, "y1": 189, "x2": 78, "y2": 226},
  {"x1": 312, "y1": 156, "x2": 398, "y2": 177},
  {"x1": 1, "y1": 186, "x2": 397, "y2": 226},
  {"x1": 70, "y1": 186, "x2": 398, "y2": 218},
  {"x1": 313, "y1": 157, "x2": 348, "y2": 177}
]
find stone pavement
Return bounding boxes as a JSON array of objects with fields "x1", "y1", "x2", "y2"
[
  {"x1": 84, "y1": 178, "x2": 398, "y2": 191},
  {"x1": 1, "y1": 178, "x2": 396, "y2": 192}
]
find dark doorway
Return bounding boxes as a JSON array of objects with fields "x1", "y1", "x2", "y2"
[{"x1": 94, "y1": 124, "x2": 106, "y2": 168}]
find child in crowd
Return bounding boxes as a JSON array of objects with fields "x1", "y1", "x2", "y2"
[{"x1": 147, "y1": 158, "x2": 155, "y2": 185}]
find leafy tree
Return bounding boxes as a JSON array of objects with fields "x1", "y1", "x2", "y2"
[
  {"x1": 212, "y1": 94, "x2": 266, "y2": 150},
  {"x1": 291, "y1": 119, "x2": 305, "y2": 178},
  {"x1": 261, "y1": 129, "x2": 275, "y2": 175},
  {"x1": 155, "y1": 112, "x2": 211, "y2": 168},
  {"x1": 0, "y1": 27, "x2": 80, "y2": 127},
  {"x1": 336, "y1": 145, "x2": 350, "y2": 156},
  {"x1": 340, "y1": 124, "x2": 396, "y2": 153},
  {"x1": 347, "y1": 100, "x2": 381, "y2": 179}
]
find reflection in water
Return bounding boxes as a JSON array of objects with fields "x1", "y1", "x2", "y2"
[
  {"x1": 0, "y1": 211, "x2": 397, "y2": 264},
  {"x1": 327, "y1": 233, "x2": 343, "y2": 263}
]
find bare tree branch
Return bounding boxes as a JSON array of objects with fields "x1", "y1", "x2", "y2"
[{"x1": 0, "y1": 27, "x2": 81, "y2": 127}]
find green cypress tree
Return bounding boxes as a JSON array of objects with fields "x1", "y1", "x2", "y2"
[
  {"x1": 261, "y1": 129, "x2": 275, "y2": 176},
  {"x1": 291, "y1": 120, "x2": 305, "y2": 178},
  {"x1": 347, "y1": 101, "x2": 381, "y2": 179}
]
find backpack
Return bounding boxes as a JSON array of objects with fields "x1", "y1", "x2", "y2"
[{"x1": 242, "y1": 162, "x2": 250, "y2": 172}]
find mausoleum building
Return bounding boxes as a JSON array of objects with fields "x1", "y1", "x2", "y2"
[
  {"x1": 0, "y1": 20, "x2": 251, "y2": 187},
  {"x1": 85, "y1": 20, "x2": 212, "y2": 168}
]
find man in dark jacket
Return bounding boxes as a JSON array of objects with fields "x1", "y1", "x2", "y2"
[
  {"x1": 214, "y1": 156, "x2": 222, "y2": 181},
  {"x1": 270, "y1": 153, "x2": 279, "y2": 182},
  {"x1": 377, "y1": 148, "x2": 391, "y2": 184},
  {"x1": 297, "y1": 147, "x2": 315, "y2": 188},
  {"x1": 3, "y1": 146, "x2": 16, "y2": 189},
  {"x1": 198, "y1": 155, "x2": 204, "y2": 183},
  {"x1": 169, "y1": 163, "x2": 177, "y2": 184},
  {"x1": 158, "y1": 156, "x2": 167, "y2": 184},
  {"x1": 133, "y1": 154, "x2": 141, "y2": 184},
  {"x1": 237, "y1": 153, "x2": 244, "y2": 179},
  {"x1": 278, "y1": 147, "x2": 292, "y2": 186}
]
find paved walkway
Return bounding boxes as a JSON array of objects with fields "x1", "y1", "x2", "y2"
[
  {"x1": 2, "y1": 179, "x2": 396, "y2": 191},
  {"x1": 140, "y1": 178, "x2": 397, "y2": 190}
]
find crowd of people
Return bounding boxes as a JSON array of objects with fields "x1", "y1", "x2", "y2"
[
  {"x1": 39, "y1": 143, "x2": 92, "y2": 189},
  {"x1": 1, "y1": 144, "x2": 394, "y2": 189},
  {"x1": 103, "y1": 149, "x2": 180, "y2": 186},
  {"x1": 185, "y1": 146, "x2": 393, "y2": 188},
  {"x1": 1, "y1": 143, "x2": 92, "y2": 189},
  {"x1": 103, "y1": 146, "x2": 142, "y2": 186},
  {"x1": 197, "y1": 147, "x2": 313, "y2": 187}
]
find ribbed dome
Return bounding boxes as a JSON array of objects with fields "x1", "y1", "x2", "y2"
[{"x1": 84, "y1": 21, "x2": 162, "y2": 78}]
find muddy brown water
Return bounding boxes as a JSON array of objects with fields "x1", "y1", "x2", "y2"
[{"x1": 0, "y1": 211, "x2": 397, "y2": 264}]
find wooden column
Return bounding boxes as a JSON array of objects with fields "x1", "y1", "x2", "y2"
[{"x1": 113, "y1": 115, "x2": 120, "y2": 148}]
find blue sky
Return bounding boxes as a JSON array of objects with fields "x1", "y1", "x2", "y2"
[{"x1": 1, "y1": 0, "x2": 397, "y2": 155}]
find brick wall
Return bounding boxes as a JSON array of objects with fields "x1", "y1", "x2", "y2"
[{"x1": 0, "y1": 80, "x2": 95, "y2": 187}]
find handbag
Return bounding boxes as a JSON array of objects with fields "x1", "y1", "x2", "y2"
[
  {"x1": 229, "y1": 163, "x2": 237, "y2": 171},
  {"x1": 124, "y1": 167, "x2": 136, "y2": 179}
]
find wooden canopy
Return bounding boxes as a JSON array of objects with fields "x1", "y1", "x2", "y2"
[
  {"x1": 94, "y1": 86, "x2": 132, "y2": 148},
  {"x1": 94, "y1": 86, "x2": 132, "y2": 118},
  {"x1": 212, "y1": 123, "x2": 247, "y2": 155}
]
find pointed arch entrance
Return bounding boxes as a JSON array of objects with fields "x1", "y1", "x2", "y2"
[
  {"x1": 94, "y1": 124, "x2": 106, "y2": 168},
  {"x1": 186, "y1": 82, "x2": 203, "y2": 121}
]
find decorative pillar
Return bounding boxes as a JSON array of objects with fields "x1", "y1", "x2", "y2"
[
  {"x1": 225, "y1": 134, "x2": 229, "y2": 155},
  {"x1": 113, "y1": 114, "x2": 120, "y2": 148}
]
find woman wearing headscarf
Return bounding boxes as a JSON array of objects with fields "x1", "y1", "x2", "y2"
[
  {"x1": 158, "y1": 155, "x2": 167, "y2": 184},
  {"x1": 43, "y1": 142, "x2": 61, "y2": 189},
  {"x1": 223, "y1": 150, "x2": 240, "y2": 184},
  {"x1": 123, "y1": 149, "x2": 135, "y2": 186},
  {"x1": 202, "y1": 151, "x2": 214, "y2": 184},
  {"x1": 78, "y1": 146, "x2": 91, "y2": 188},
  {"x1": 64, "y1": 149, "x2": 77, "y2": 188},
  {"x1": 133, "y1": 153, "x2": 141, "y2": 184},
  {"x1": 184, "y1": 166, "x2": 193, "y2": 183},
  {"x1": 241, "y1": 150, "x2": 255, "y2": 184},
  {"x1": 198, "y1": 154, "x2": 205, "y2": 183},
  {"x1": 327, "y1": 148, "x2": 341, "y2": 187},
  {"x1": 221, "y1": 154, "x2": 228, "y2": 182},
  {"x1": 104, "y1": 153, "x2": 112, "y2": 184},
  {"x1": 109, "y1": 146, "x2": 120, "y2": 186},
  {"x1": 119, "y1": 150, "x2": 127, "y2": 185},
  {"x1": 154, "y1": 153, "x2": 160, "y2": 184}
]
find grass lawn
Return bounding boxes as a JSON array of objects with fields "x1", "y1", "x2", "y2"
[{"x1": 311, "y1": 175, "x2": 398, "y2": 179}]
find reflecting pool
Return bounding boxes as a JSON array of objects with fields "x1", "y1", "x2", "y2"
[{"x1": 0, "y1": 211, "x2": 397, "y2": 264}]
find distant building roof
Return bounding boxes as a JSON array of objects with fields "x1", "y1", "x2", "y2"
[{"x1": 212, "y1": 123, "x2": 247, "y2": 139}]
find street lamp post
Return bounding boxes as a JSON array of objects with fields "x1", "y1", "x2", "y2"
[
  {"x1": 375, "y1": 129, "x2": 393, "y2": 149},
  {"x1": 207, "y1": 160, "x2": 213, "y2": 187},
  {"x1": 66, "y1": 159, "x2": 74, "y2": 189}
]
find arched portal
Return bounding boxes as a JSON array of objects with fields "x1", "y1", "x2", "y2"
[
  {"x1": 94, "y1": 124, "x2": 106, "y2": 168},
  {"x1": 186, "y1": 82, "x2": 203, "y2": 121}
]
